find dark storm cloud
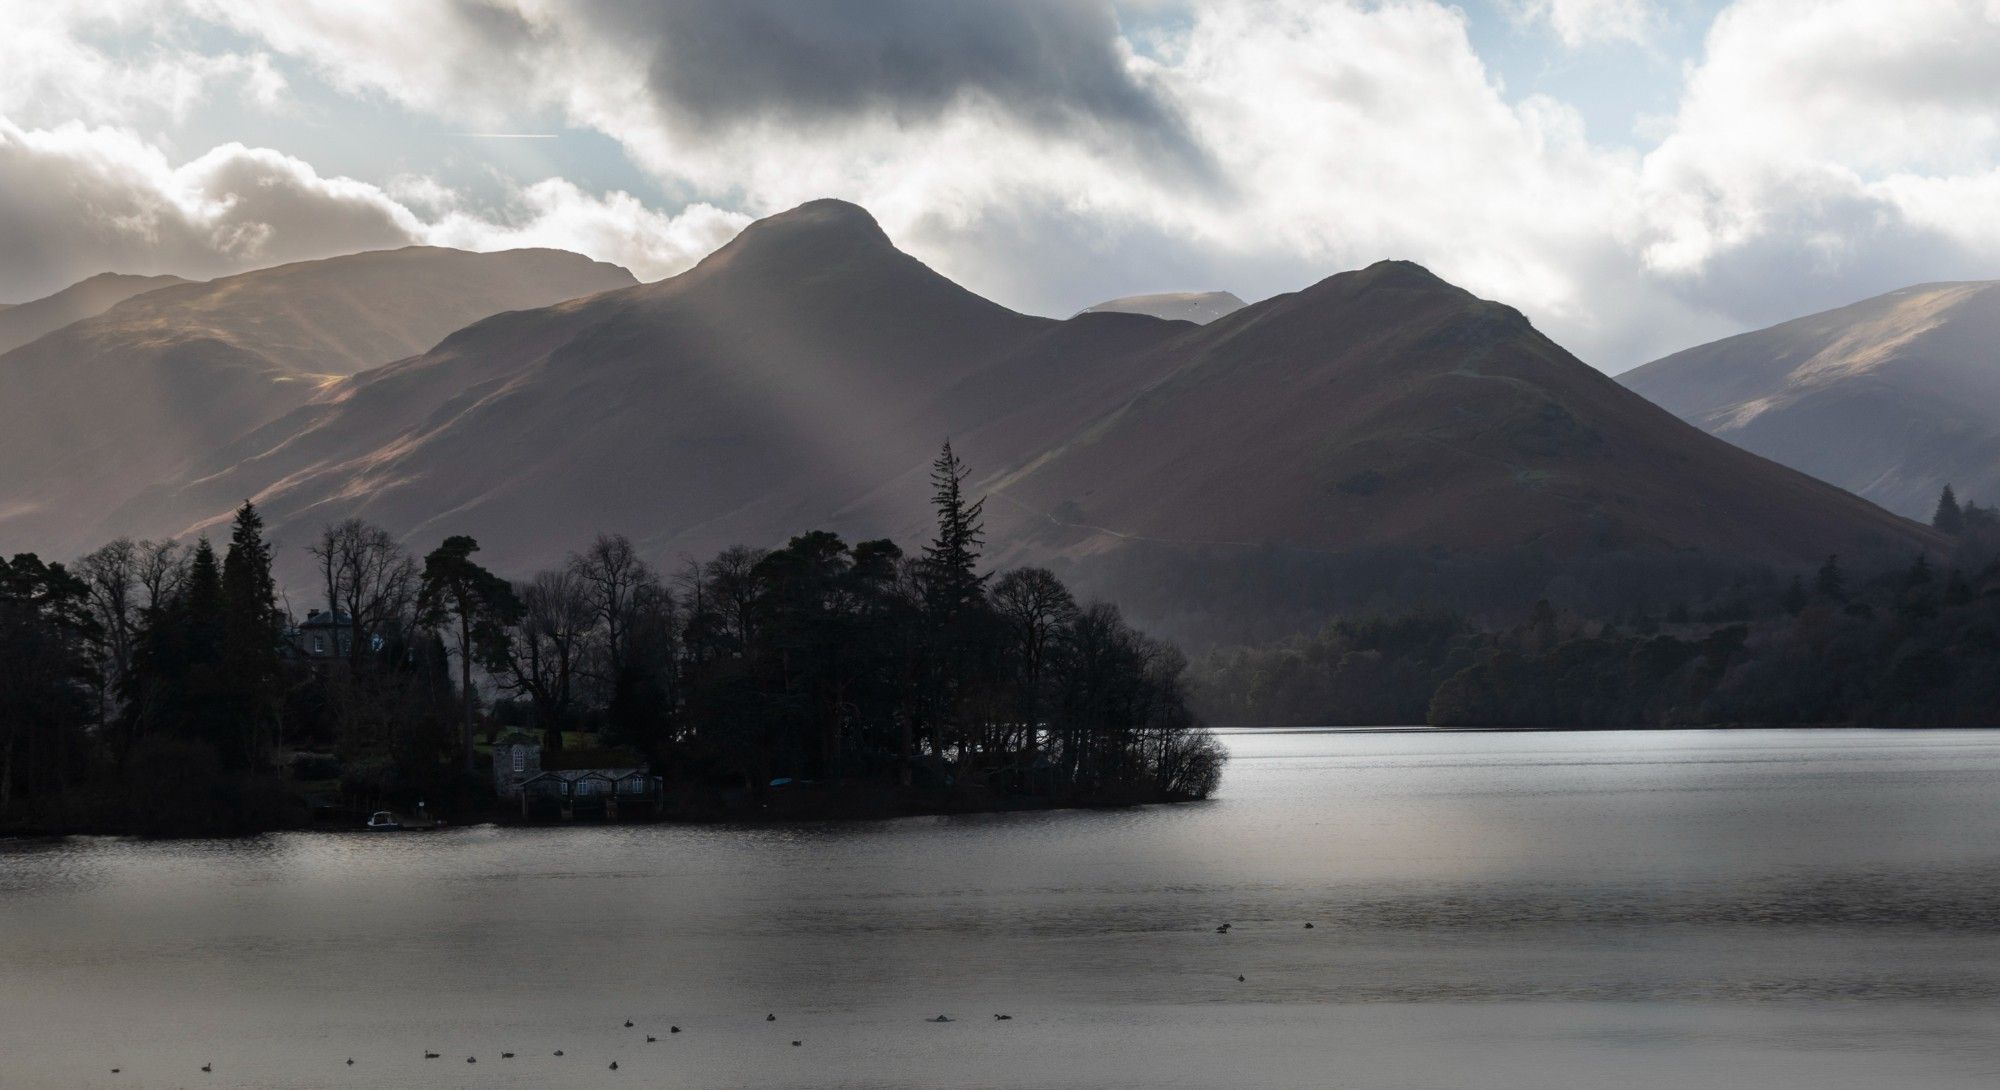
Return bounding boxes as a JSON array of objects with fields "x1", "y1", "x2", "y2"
[{"x1": 582, "y1": 0, "x2": 1214, "y2": 176}]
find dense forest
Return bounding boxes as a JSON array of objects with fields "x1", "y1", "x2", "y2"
[
  {"x1": 1193, "y1": 488, "x2": 2000, "y2": 729},
  {"x1": 0, "y1": 445, "x2": 1223, "y2": 835}
]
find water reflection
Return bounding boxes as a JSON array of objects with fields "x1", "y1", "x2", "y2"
[{"x1": 5, "y1": 729, "x2": 2000, "y2": 1088}]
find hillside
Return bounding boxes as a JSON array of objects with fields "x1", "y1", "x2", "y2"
[
  {"x1": 1620, "y1": 281, "x2": 2000, "y2": 518},
  {"x1": 0, "y1": 272, "x2": 189, "y2": 355},
  {"x1": 0, "y1": 247, "x2": 635, "y2": 557},
  {"x1": 119, "y1": 201, "x2": 1193, "y2": 578}
]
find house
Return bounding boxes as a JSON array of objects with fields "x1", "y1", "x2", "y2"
[
  {"x1": 291, "y1": 609, "x2": 355, "y2": 659},
  {"x1": 491, "y1": 732, "x2": 662, "y2": 818}
]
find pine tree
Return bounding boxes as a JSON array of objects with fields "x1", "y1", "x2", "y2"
[
  {"x1": 417, "y1": 535, "x2": 522, "y2": 771},
  {"x1": 1814, "y1": 554, "x2": 1846, "y2": 601},
  {"x1": 921, "y1": 440, "x2": 987, "y2": 618},
  {"x1": 1933, "y1": 484, "x2": 1964, "y2": 534},
  {"x1": 1781, "y1": 575, "x2": 1808, "y2": 616},
  {"x1": 221, "y1": 502, "x2": 282, "y2": 766}
]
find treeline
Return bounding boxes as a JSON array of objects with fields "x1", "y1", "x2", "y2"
[
  {"x1": 1194, "y1": 548, "x2": 2000, "y2": 729},
  {"x1": 1, "y1": 445, "x2": 1221, "y2": 834}
]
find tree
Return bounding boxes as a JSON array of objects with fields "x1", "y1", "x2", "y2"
[
  {"x1": 1814, "y1": 554, "x2": 1847, "y2": 602},
  {"x1": 310, "y1": 519, "x2": 417, "y2": 669},
  {"x1": 920, "y1": 440, "x2": 987, "y2": 619},
  {"x1": 1780, "y1": 575, "x2": 1808, "y2": 617},
  {"x1": 0, "y1": 554, "x2": 102, "y2": 810},
  {"x1": 76, "y1": 539, "x2": 141, "y2": 726},
  {"x1": 221, "y1": 503, "x2": 284, "y2": 765},
  {"x1": 1933, "y1": 485, "x2": 1965, "y2": 534},
  {"x1": 418, "y1": 536, "x2": 523, "y2": 771},
  {"x1": 497, "y1": 568, "x2": 594, "y2": 747}
]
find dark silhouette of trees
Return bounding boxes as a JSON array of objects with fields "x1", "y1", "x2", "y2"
[
  {"x1": 418, "y1": 536, "x2": 521, "y2": 771},
  {"x1": 0, "y1": 554, "x2": 101, "y2": 810},
  {"x1": 221, "y1": 504, "x2": 283, "y2": 765},
  {"x1": 1933, "y1": 484, "x2": 1965, "y2": 534}
]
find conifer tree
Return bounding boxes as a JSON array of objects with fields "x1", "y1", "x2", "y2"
[
  {"x1": 1814, "y1": 554, "x2": 1846, "y2": 601},
  {"x1": 1780, "y1": 575, "x2": 1808, "y2": 616},
  {"x1": 921, "y1": 440, "x2": 987, "y2": 618},
  {"x1": 221, "y1": 503, "x2": 282, "y2": 765},
  {"x1": 418, "y1": 535, "x2": 522, "y2": 771},
  {"x1": 1933, "y1": 484, "x2": 1964, "y2": 534}
]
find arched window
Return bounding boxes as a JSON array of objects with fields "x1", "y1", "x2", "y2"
[{"x1": 511, "y1": 745, "x2": 526, "y2": 773}]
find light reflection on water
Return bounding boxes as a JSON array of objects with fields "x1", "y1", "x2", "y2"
[{"x1": 5, "y1": 728, "x2": 2000, "y2": 1088}]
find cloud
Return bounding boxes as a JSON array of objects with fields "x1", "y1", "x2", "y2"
[
  {"x1": 13, "y1": 0, "x2": 2000, "y2": 369},
  {"x1": 0, "y1": 119, "x2": 418, "y2": 299},
  {"x1": 1503, "y1": 0, "x2": 1662, "y2": 47},
  {"x1": 1635, "y1": 0, "x2": 2000, "y2": 327},
  {"x1": 0, "y1": 119, "x2": 740, "y2": 301}
]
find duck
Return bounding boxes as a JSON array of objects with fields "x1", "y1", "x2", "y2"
[
  {"x1": 994, "y1": 1014, "x2": 1012, "y2": 1021},
  {"x1": 554, "y1": 1050, "x2": 565, "y2": 1057},
  {"x1": 646, "y1": 1035, "x2": 657, "y2": 1043},
  {"x1": 1304, "y1": 922, "x2": 1315, "y2": 929},
  {"x1": 501, "y1": 1052, "x2": 514, "y2": 1059},
  {"x1": 624, "y1": 1019, "x2": 634, "y2": 1028},
  {"x1": 928, "y1": 1015, "x2": 954, "y2": 1023},
  {"x1": 467, "y1": 1056, "x2": 477, "y2": 1064},
  {"x1": 1216, "y1": 923, "x2": 1231, "y2": 933},
  {"x1": 345, "y1": 1059, "x2": 354, "y2": 1066},
  {"x1": 609, "y1": 1060, "x2": 620, "y2": 1071},
  {"x1": 1236, "y1": 974, "x2": 1246, "y2": 982},
  {"x1": 670, "y1": 1026, "x2": 681, "y2": 1034},
  {"x1": 424, "y1": 1051, "x2": 440, "y2": 1059},
  {"x1": 766, "y1": 1013, "x2": 776, "y2": 1022},
  {"x1": 202, "y1": 1063, "x2": 211, "y2": 1072},
  {"x1": 791, "y1": 1041, "x2": 802, "y2": 1047}
]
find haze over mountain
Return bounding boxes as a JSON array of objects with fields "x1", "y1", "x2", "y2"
[
  {"x1": 0, "y1": 247, "x2": 635, "y2": 555},
  {"x1": 91, "y1": 199, "x2": 1934, "y2": 635},
  {"x1": 1620, "y1": 282, "x2": 2000, "y2": 520},
  {"x1": 1077, "y1": 291, "x2": 1246, "y2": 324},
  {"x1": 0, "y1": 272, "x2": 189, "y2": 355}
]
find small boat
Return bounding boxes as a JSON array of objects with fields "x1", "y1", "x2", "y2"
[{"x1": 366, "y1": 811, "x2": 404, "y2": 831}]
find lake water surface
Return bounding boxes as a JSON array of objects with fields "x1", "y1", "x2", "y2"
[{"x1": 6, "y1": 728, "x2": 2000, "y2": 1088}]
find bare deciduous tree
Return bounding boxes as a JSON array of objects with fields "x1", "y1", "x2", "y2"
[{"x1": 309, "y1": 519, "x2": 417, "y2": 668}]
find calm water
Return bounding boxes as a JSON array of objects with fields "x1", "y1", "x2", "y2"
[{"x1": 6, "y1": 729, "x2": 2000, "y2": 1089}]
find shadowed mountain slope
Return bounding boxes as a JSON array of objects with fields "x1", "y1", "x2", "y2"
[
  {"x1": 0, "y1": 272, "x2": 189, "y2": 355},
  {"x1": 0, "y1": 247, "x2": 635, "y2": 555},
  {"x1": 1077, "y1": 290, "x2": 1246, "y2": 324},
  {"x1": 81, "y1": 202, "x2": 1936, "y2": 633},
  {"x1": 1620, "y1": 281, "x2": 2000, "y2": 518},
  {"x1": 123, "y1": 201, "x2": 1192, "y2": 576},
  {"x1": 987, "y1": 261, "x2": 1933, "y2": 575}
]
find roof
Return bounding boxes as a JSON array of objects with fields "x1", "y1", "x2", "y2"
[{"x1": 541, "y1": 747, "x2": 646, "y2": 772}]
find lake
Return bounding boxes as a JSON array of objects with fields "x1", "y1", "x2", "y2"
[{"x1": 6, "y1": 728, "x2": 2000, "y2": 1089}]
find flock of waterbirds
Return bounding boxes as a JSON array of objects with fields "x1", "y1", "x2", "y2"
[{"x1": 97, "y1": 921, "x2": 1309, "y2": 1079}]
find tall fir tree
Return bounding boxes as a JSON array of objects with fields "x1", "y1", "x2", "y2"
[
  {"x1": 1933, "y1": 484, "x2": 1964, "y2": 534},
  {"x1": 221, "y1": 502, "x2": 282, "y2": 766},
  {"x1": 1814, "y1": 554, "x2": 1846, "y2": 601},
  {"x1": 920, "y1": 440, "x2": 987, "y2": 618}
]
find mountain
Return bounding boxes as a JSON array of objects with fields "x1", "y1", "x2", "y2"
[
  {"x1": 1620, "y1": 281, "x2": 2000, "y2": 519},
  {"x1": 982, "y1": 261, "x2": 1938, "y2": 634},
  {"x1": 118, "y1": 201, "x2": 1193, "y2": 578},
  {"x1": 100, "y1": 201, "x2": 1937, "y2": 637},
  {"x1": 0, "y1": 272, "x2": 189, "y2": 355},
  {"x1": 1077, "y1": 290, "x2": 1245, "y2": 324},
  {"x1": 0, "y1": 247, "x2": 635, "y2": 556}
]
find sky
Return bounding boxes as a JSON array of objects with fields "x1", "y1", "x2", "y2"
[{"x1": 3, "y1": 0, "x2": 1999, "y2": 370}]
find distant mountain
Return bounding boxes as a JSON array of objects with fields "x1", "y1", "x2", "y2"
[
  {"x1": 100, "y1": 201, "x2": 1935, "y2": 636},
  {"x1": 1077, "y1": 290, "x2": 1245, "y2": 324},
  {"x1": 986, "y1": 261, "x2": 1935, "y2": 632},
  {"x1": 0, "y1": 247, "x2": 635, "y2": 556},
  {"x1": 0, "y1": 272, "x2": 189, "y2": 355},
  {"x1": 1620, "y1": 281, "x2": 2000, "y2": 519}
]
